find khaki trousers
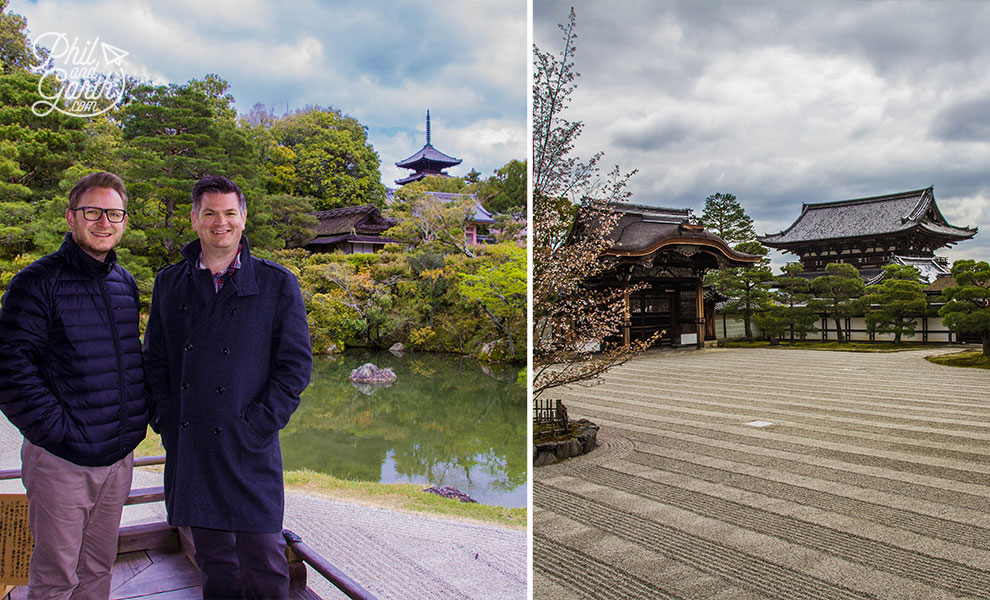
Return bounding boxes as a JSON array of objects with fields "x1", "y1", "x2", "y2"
[{"x1": 20, "y1": 440, "x2": 134, "y2": 600}]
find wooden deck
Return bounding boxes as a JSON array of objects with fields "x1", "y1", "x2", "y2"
[
  {"x1": 1, "y1": 457, "x2": 375, "y2": 600},
  {"x1": 4, "y1": 522, "x2": 320, "y2": 600}
]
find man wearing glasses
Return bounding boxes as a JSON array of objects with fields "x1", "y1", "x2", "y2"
[{"x1": 0, "y1": 172, "x2": 147, "y2": 600}]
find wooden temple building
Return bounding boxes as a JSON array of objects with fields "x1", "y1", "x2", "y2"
[
  {"x1": 591, "y1": 204, "x2": 761, "y2": 348},
  {"x1": 394, "y1": 111, "x2": 462, "y2": 186},
  {"x1": 759, "y1": 187, "x2": 977, "y2": 282},
  {"x1": 304, "y1": 204, "x2": 398, "y2": 254}
]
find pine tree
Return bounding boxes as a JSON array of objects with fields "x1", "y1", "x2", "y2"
[
  {"x1": 863, "y1": 264, "x2": 925, "y2": 344},
  {"x1": 713, "y1": 240, "x2": 773, "y2": 341},
  {"x1": 700, "y1": 193, "x2": 756, "y2": 246},
  {"x1": 939, "y1": 260, "x2": 990, "y2": 356},
  {"x1": 811, "y1": 262, "x2": 865, "y2": 342}
]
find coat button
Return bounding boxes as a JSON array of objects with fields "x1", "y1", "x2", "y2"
[
  {"x1": 181, "y1": 382, "x2": 189, "y2": 390},
  {"x1": 180, "y1": 421, "x2": 189, "y2": 429},
  {"x1": 213, "y1": 427, "x2": 222, "y2": 434},
  {"x1": 221, "y1": 347, "x2": 230, "y2": 355},
  {"x1": 230, "y1": 307, "x2": 238, "y2": 316},
  {"x1": 184, "y1": 343, "x2": 193, "y2": 352},
  {"x1": 216, "y1": 386, "x2": 225, "y2": 394},
  {"x1": 179, "y1": 304, "x2": 188, "y2": 312}
]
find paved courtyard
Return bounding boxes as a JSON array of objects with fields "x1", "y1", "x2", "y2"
[{"x1": 534, "y1": 347, "x2": 990, "y2": 600}]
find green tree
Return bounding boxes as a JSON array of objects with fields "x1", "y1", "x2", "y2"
[
  {"x1": 387, "y1": 181, "x2": 478, "y2": 257},
  {"x1": 774, "y1": 261, "x2": 818, "y2": 341},
  {"x1": 270, "y1": 107, "x2": 386, "y2": 210},
  {"x1": 477, "y1": 159, "x2": 526, "y2": 217},
  {"x1": 0, "y1": 70, "x2": 86, "y2": 199},
  {"x1": 939, "y1": 260, "x2": 990, "y2": 356},
  {"x1": 0, "y1": 0, "x2": 40, "y2": 74},
  {"x1": 863, "y1": 264, "x2": 925, "y2": 344},
  {"x1": 714, "y1": 240, "x2": 773, "y2": 341},
  {"x1": 700, "y1": 192, "x2": 756, "y2": 246},
  {"x1": 118, "y1": 78, "x2": 262, "y2": 266},
  {"x1": 459, "y1": 243, "x2": 526, "y2": 358},
  {"x1": 811, "y1": 262, "x2": 866, "y2": 342},
  {"x1": 254, "y1": 193, "x2": 318, "y2": 250}
]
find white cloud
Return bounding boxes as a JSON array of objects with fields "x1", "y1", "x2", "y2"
[{"x1": 535, "y1": 0, "x2": 990, "y2": 265}]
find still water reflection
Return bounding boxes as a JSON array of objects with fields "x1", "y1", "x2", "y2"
[{"x1": 280, "y1": 351, "x2": 527, "y2": 507}]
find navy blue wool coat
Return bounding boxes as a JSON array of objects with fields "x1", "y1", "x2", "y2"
[
  {"x1": 143, "y1": 237, "x2": 312, "y2": 532},
  {"x1": 0, "y1": 233, "x2": 147, "y2": 467}
]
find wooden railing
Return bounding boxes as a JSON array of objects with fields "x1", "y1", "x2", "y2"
[{"x1": 1, "y1": 454, "x2": 378, "y2": 600}]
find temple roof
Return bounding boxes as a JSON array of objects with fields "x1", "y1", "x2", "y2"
[
  {"x1": 312, "y1": 204, "x2": 396, "y2": 236},
  {"x1": 601, "y1": 203, "x2": 761, "y2": 266},
  {"x1": 759, "y1": 187, "x2": 977, "y2": 247},
  {"x1": 395, "y1": 143, "x2": 462, "y2": 170},
  {"x1": 863, "y1": 255, "x2": 952, "y2": 286}
]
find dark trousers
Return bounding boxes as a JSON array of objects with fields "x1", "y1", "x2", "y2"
[{"x1": 190, "y1": 527, "x2": 289, "y2": 600}]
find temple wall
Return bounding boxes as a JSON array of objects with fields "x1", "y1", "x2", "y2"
[{"x1": 714, "y1": 311, "x2": 956, "y2": 343}]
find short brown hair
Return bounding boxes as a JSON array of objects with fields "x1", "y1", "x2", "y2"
[
  {"x1": 68, "y1": 172, "x2": 128, "y2": 210},
  {"x1": 191, "y1": 175, "x2": 246, "y2": 214}
]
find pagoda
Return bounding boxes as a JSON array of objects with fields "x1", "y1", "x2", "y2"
[
  {"x1": 759, "y1": 187, "x2": 976, "y2": 282},
  {"x1": 394, "y1": 111, "x2": 462, "y2": 185}
]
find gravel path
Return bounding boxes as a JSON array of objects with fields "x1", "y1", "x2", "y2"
[
  {"x1": 0, "y1": 417, "x2": 526, "y2": 600},
  {"x1": 534, "y1": 346, "x2": 990, "y2": 600}
]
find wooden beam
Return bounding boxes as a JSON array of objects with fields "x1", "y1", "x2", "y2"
[
  {"x1": 117, "y1": 522, "x2": 178, "y2": 554},
  {"x1": 124, "y1": 487, "x2": 165, "y2": 506}
]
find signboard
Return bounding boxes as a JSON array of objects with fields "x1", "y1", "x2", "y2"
[{"x1": 0, "y1": 494, "x2": 32, "y2": 585}]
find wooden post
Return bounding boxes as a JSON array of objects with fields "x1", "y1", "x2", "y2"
[
  {"x1": 623, "y1": 290, "x2": 631, "y2": 346},
  {"x1": 696, "y1": 278, "x2": 704, "y2": 348}
]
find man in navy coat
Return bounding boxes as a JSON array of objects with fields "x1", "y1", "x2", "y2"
[{"x1": 143, "y1": 175, "x2": 312, "y2": 599}]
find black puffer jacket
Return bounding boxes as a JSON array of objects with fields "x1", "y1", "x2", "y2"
[{"x1": 0, "y1": 233, "x2": 147, "y2": 467}]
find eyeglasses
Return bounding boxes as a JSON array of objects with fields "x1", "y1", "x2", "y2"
[{"x1": 71, "y1": 206, "x2": 127, "y2": 223}]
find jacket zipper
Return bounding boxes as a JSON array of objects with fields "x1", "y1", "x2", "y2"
[{"x1": 100, "y1": 270, "x2": 126, "y2": 456}]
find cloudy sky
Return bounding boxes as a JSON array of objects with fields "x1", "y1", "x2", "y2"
[
  {"x1": 534, "y1": 0, "x2": 990, "y2": 270},
  {"x1": 9, "y1": 0, "x2": 526, "y2": 188}
]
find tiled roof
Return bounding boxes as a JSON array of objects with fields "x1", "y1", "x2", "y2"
[
  {"x1": 311, "y1": 204, "x2": 396, "y2": 236},
  {"x1": 760, "y1": 187, "x2": 976, "y2": 246},
  {"x1": 395, "y1": 143, "x2": 461, "y2": 169}
]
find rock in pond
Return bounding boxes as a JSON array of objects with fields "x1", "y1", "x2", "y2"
[{"x1": 348, "y1": 363, "x2": 397, "y2": 383}]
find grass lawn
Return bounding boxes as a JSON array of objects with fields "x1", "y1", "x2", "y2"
[
  {"x1": 723, "y1": 340, "x2": 940, "y2": 352},
  {"x1": 925, "y1": 350, "x2": 990, "y2": 369},
  {"x1": 133, "y1": 430, "x2": 525, "y2": 530}
]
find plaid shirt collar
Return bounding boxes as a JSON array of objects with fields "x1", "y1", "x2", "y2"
[{"x1": 197, "y1": 244, "x2": 242, "y2": 293}]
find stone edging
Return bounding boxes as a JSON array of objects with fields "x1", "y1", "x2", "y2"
[{"x1": 533, "y1": 419, "x2": 599, "y2": 467}]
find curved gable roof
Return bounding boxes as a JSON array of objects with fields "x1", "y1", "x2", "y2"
[{"x1": 601, "y1": 204, "x2": 761, "y2": 266}]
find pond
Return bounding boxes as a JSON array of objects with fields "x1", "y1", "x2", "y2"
[{"x1": 279, "y1": 351, "x2": 528, "y2": 507}]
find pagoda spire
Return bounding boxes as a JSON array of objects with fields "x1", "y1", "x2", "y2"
[{"x1": 426, "y1": 110, "x2": 431, "y2": 146}]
